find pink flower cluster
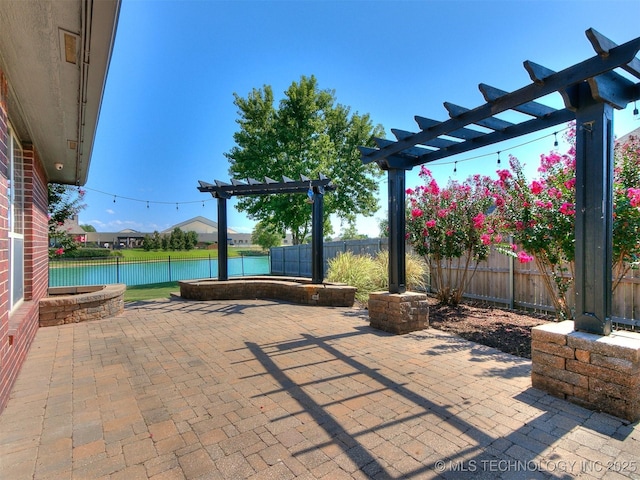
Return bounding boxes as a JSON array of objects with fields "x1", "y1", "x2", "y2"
[
  {"x1": 517, "y1": 250, "x2": 534, "y2": 263},
  {"x1": 628, "y1": 188, "x2": 640, "y2": 208}
]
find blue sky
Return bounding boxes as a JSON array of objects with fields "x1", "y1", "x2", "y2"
[{"x1": 85, "y1": 0, "x2": 640, "y2": 237}]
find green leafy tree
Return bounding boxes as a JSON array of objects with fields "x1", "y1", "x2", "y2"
[
  {"x1": 169, "y1": 228, "x2": 185, "y2": 250},
  {"x1": 80, "y1": 224, "x2": 96, "y2": 232},
  {"x1": 225, "y1": 75, "x2": 384, "y2": 244},
  {"x1": 143, "y1": 231, "x2": 163, "y2": 251},
  {"x1": 152, "y1": 231, "x2": 162, "y2": 250},
  {"x1": 252, "y1": 221, "x2": 282, "y2": 251},
  {"x1": 185, "y1": 231, "x2": 199, "y2": 250},
  {"x1": 161, "y1": 234, "x2": 170, "y2": 251},
  {"x1": 340, "y1": 224, "x2": 367, "y2": 240},
  {"x1": 48, "y1": 184, "x2": 86, "y2": 257},
  {"x1": 378, "y1": 216, "x2": 389, "y2": 238}
]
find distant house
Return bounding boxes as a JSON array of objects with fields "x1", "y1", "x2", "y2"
[
  {"x1": 83, "y1": 216, "x2": 294, "y2": 247},
  {"x1": 0, "y1": 1, "x2": 120, "y2": 413},
  {"x1": 56, "y1": 214, "x2": 88, "y2": 245},
  {"x1": 162, "y1": 216, "x2": 251, "y2": 246},
  {"x1": 85, "y1": 225, "x2": 147, "y2": 249}
]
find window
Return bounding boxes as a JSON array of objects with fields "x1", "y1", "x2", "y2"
[{"x1": 8, "y1": 125, "x2": 24, "y2": 311}]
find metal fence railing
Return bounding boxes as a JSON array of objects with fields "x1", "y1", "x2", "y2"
[{"x1": 49, "y1": 254, "x2": 270, "y2": 287}]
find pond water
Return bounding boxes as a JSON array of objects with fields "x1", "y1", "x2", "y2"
[{"x1": 49, "y1": 256, "x2": 271, "y2": 287}]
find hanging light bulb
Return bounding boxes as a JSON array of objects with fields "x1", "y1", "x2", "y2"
[
  {"x1": 176, "y1": 203, "x2": 179, "y2": 211},
  {"x1": 306, "y1": 182, "x2": 314, "y2": 204},
  {"x1": 497, "y1": 151, "x2": 501, "y2": 165},
  {"x1": 453, "y1": 161, "x2": 457, "y2": 175},
  {"x1": 634, "y1": 100, "x2": 639, "y2": 119},
  {"x1": 113, "y1": 195, "x2": 116, "y2": 203},
  {"x1": 146, "y1": 201, "x2": 149, "y2": 209},
  {"x1": 553, "y1": 132, "x2": 558, "y2": 147}
]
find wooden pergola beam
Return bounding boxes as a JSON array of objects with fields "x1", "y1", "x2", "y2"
[{"x1": 361, "y1": 30, "x2": 640, "y2": 166}]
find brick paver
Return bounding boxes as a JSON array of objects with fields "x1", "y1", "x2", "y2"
[{"x1": 1, "y1": 298, "x2": 638, "y2": 479}]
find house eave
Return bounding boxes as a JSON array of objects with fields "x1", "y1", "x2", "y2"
[{"x1": 0, "y1": 0, "x2": 120, "y2": 185}]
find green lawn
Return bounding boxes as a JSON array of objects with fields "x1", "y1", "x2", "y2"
[{"x1": 124, "y1": 282, "x2": 179, "y2": 302}]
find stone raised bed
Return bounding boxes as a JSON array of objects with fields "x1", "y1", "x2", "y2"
[
  {"x1": 39, "y1": 284, "x2": 126, "y2": 327},
  {"x1": 179, "y1": 276, "x2": 356, "y2": 307}
]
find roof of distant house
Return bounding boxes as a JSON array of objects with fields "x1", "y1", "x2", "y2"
[{"x1": 162, "y1": 216, "x2": 238, "y2": 234}]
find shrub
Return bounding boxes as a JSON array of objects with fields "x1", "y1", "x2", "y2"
[
  {"x1": 50, "y1": 248, "x2": 114, "y2": 258},
  {"x1": 372, "y1": 250, "x2": 428, "y2": 293},
  {"x1": 326, "y1": 251, "x2": 379, "y2": 303},
  {"x1": 326, "y1": 250, "x2": 428, "y2": 303}
]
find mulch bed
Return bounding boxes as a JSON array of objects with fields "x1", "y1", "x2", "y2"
[{"x1": 425, "y1": 297, "x2": 554, "y2": 359}]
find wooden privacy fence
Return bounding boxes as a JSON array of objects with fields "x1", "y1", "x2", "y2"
[
  {"x1": 272, "y1": 238, "x2": 638, "y2": 325},
  {"x1": 433, "y1": 247, "x2": 639, "y2": 325}
]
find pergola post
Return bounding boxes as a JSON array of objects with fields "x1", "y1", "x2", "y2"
[
  {"x1": 573, "y1": 87, "x2": 614, "y2": 335},
  {"x1": 217, "y1": 196, "x2": 228, "y2": 281},
  {"x1": 311, "y1": 186, "x2": 324, "y2": 284},
  {"x1": 388, "y1": 167, "x2": 407, "y2": 294}
]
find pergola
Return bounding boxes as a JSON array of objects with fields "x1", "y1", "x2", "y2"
[
  {"x1": 360, "y1": 28, "x2": 640, "y2": 336},
  {"x1": 198, "y1": 174, "x2": 335, "y2": 284}
]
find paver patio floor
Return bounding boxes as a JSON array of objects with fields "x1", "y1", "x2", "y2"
[{"x1": 1, "y1": 298, "x2": 638, "y2": 479}]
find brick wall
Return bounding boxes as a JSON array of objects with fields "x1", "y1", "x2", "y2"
[
  {"x1": 23, "y1": 147, "x2": 49, "y2": 301},
  {"x1": 0, "y1": 69, "x2": 10, "y2": 413},
  {"x1": 0, "y1": 68, "x2": 49, "y2": 413}
]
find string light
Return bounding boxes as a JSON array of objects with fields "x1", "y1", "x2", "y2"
[
  {"x1": 553, "y1": 132, "x2": 558, "y2": 147},
  {"x1": 453, "y1": 161, "x2": 457, "y2": 175},
  {"x1": 176, "y1": 203, "x2": 179, "y2": 211},
  {"x1": 424, "y1": 124, "x2": 574, "y2": 170},
  {"x1": 83, "y1": 187, "x2": 214, "y2": 209},
  {"x1": 86, "y1": 124, "x2": 572, "y2": 206},
  {"x1": 634, "y1": 100, "x2": 639, "y2": 119}
]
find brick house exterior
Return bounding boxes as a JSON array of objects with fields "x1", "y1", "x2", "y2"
[{"x1": 0, "y1": 2, "x2": 120, "y2": 413}]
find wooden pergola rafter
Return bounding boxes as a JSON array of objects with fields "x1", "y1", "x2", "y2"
[
  {"x1": 360, "y1": 28, "x2": 640, "y2": 335},
  {"x1": 198, "y1": 174, "x2": 335, "y2": 284},
  {"x1": 198, "y1": 173, "x2": 335, "y2": 198}
]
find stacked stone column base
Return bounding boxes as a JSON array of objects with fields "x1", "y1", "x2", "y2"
[
  {"x1": 532, "y1": 321, "x2": 640, "y2": 422},
  {"x1": 368, "y1": 291, "x2": 429, "y2": 334}
]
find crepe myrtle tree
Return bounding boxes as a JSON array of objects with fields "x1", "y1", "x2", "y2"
[
  {"x1": 405, "y1": 167, "x2": 515, "y2": 305},
  {"x1": 494, "y1": 151, "x2": 576, "y2": 319},
  {"x1": 612, "y1": 133, "x2": 640, "y2": 290},
  {"x1": 494, "y1": 127, "x2": 640, "y2": 319},
  {"x1": 225, "y1": 75, "x2": 384, "y2": 245},
  {"x1": 48, "y1": 183, "x2": 86, "y2": 257}
]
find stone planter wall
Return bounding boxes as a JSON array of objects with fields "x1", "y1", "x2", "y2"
[
  {"x1": 39, "y1": 284, "x2": 126, "y2": 327},
  {"x1": 532, "y1": 320, "x2": 640, "y2": 422},
  {"x1": 368, "y1": 291, "x2": 429, "y2": 334},
  {"x1": 179, "y1": 277, "x2": 356, "y2": 307}
]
